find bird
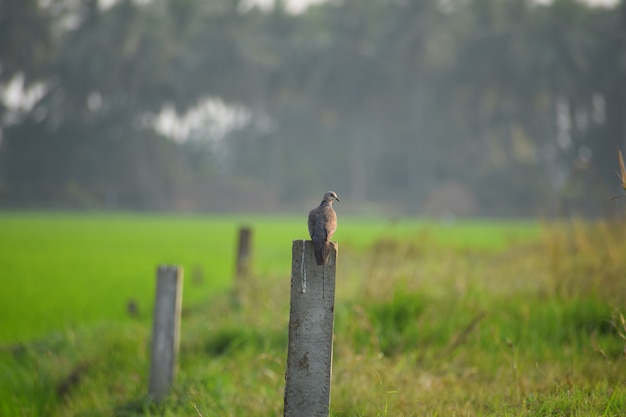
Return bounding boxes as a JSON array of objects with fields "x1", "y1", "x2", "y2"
[{"x1": 308, "y1": 191, "x2": 340, "y2": 265}]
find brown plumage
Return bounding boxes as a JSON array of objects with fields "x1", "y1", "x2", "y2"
[{"x1": 308, "y1": 191, "x2": 340, "y2": 265}]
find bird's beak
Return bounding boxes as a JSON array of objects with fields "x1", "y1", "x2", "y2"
[{"x1": 335, "y1": 197, "x2": 341, "y2": 202}]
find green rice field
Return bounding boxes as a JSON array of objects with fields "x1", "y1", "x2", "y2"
[{"x1": 0, "y1": 213, "x2": 537, "y2": 343}]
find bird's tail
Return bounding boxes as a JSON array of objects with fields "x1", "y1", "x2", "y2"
[{"x1": 313, "y1": 240, "x2": 329, "y2": 265}]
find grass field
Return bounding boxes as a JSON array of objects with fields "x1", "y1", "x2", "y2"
[
  {"x1": 0, "y1": 213, "x2": 536, "y2": 342},
  {"x1": 1, "y1": 213, "x2": 625, "y2": 416}
]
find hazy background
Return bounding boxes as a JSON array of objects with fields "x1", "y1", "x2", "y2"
[{"x1": 1, "y1": 0, "x2": 625, "y2": 217}]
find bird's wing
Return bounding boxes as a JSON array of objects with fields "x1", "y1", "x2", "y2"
[
  {"x1": 323, "y1": 207, "x2": 337, "y2": 239},
  {"x1": 308, "y1": 208, "x2": 317, "y2": 239}
]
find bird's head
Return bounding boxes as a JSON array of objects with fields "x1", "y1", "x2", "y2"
[{"x1": 324, "y1": 191, "x2": 340, "y2": 203}]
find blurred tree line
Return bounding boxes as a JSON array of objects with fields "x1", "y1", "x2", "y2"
[{"x1": 1, "y1": 0, "x2": 625, "y2": 216}]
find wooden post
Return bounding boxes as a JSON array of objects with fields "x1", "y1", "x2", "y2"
[
  {"x1": 284, "y1": 240, "x2": 337, "y2": 417},
  {"x1": 148, "y1": 265, "x2": 183, "y2": 403},
  {"x1": 235, "y1": 226, "x2": 253, "y2": 279}
]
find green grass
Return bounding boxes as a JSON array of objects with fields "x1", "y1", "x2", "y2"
[
  {"x1": 4, "y1": 213, "x2": 625, "y2": 416},
  {"x1": 0, "y1": 213, "x2": 241, "y2": 342},
  {"x1": 0, "y1": 213, "x2": 536, "y2": 342}
]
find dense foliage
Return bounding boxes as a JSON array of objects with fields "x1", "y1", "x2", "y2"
[{"x1": 1, "y1": 0, "x2": 625, "y2": 215}]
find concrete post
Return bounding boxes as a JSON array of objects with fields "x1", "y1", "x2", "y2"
[
  {"x1": 235, "y1": 226, "x2": 253, "y2": 279},
  {"x1": 148, "y1": 265, "x2": 183, "y2": 402},
  {"x1": 284, "y1": 240, "x2": 337, "y2": 417}
]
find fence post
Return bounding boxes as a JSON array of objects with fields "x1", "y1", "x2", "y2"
[
  {"x1": 284, "y1": 240, "x2": 337, "y2": 417},
  {"x1": 148, "y1": 265, "x2": 184, "y2": 403},
  {"x1": 232, "y1": 226, "x2": 253, "y2": 306},
  {"x1": 235, "y1": 226, "x2": 253, "y2": 279}
]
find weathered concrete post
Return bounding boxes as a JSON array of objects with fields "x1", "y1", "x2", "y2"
[
  {"x1": 148, "y1": 265, "x2": 183, "y2": 403},
  {"x1": 232, "y1": 226, "x2": 253, "y2": 306},
  {"x1": 284, "y1": 240, "x2": 337, "y2": 417},
  {"x1": 235, "y1": 226, "x2": 253, "y2": 279}
]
